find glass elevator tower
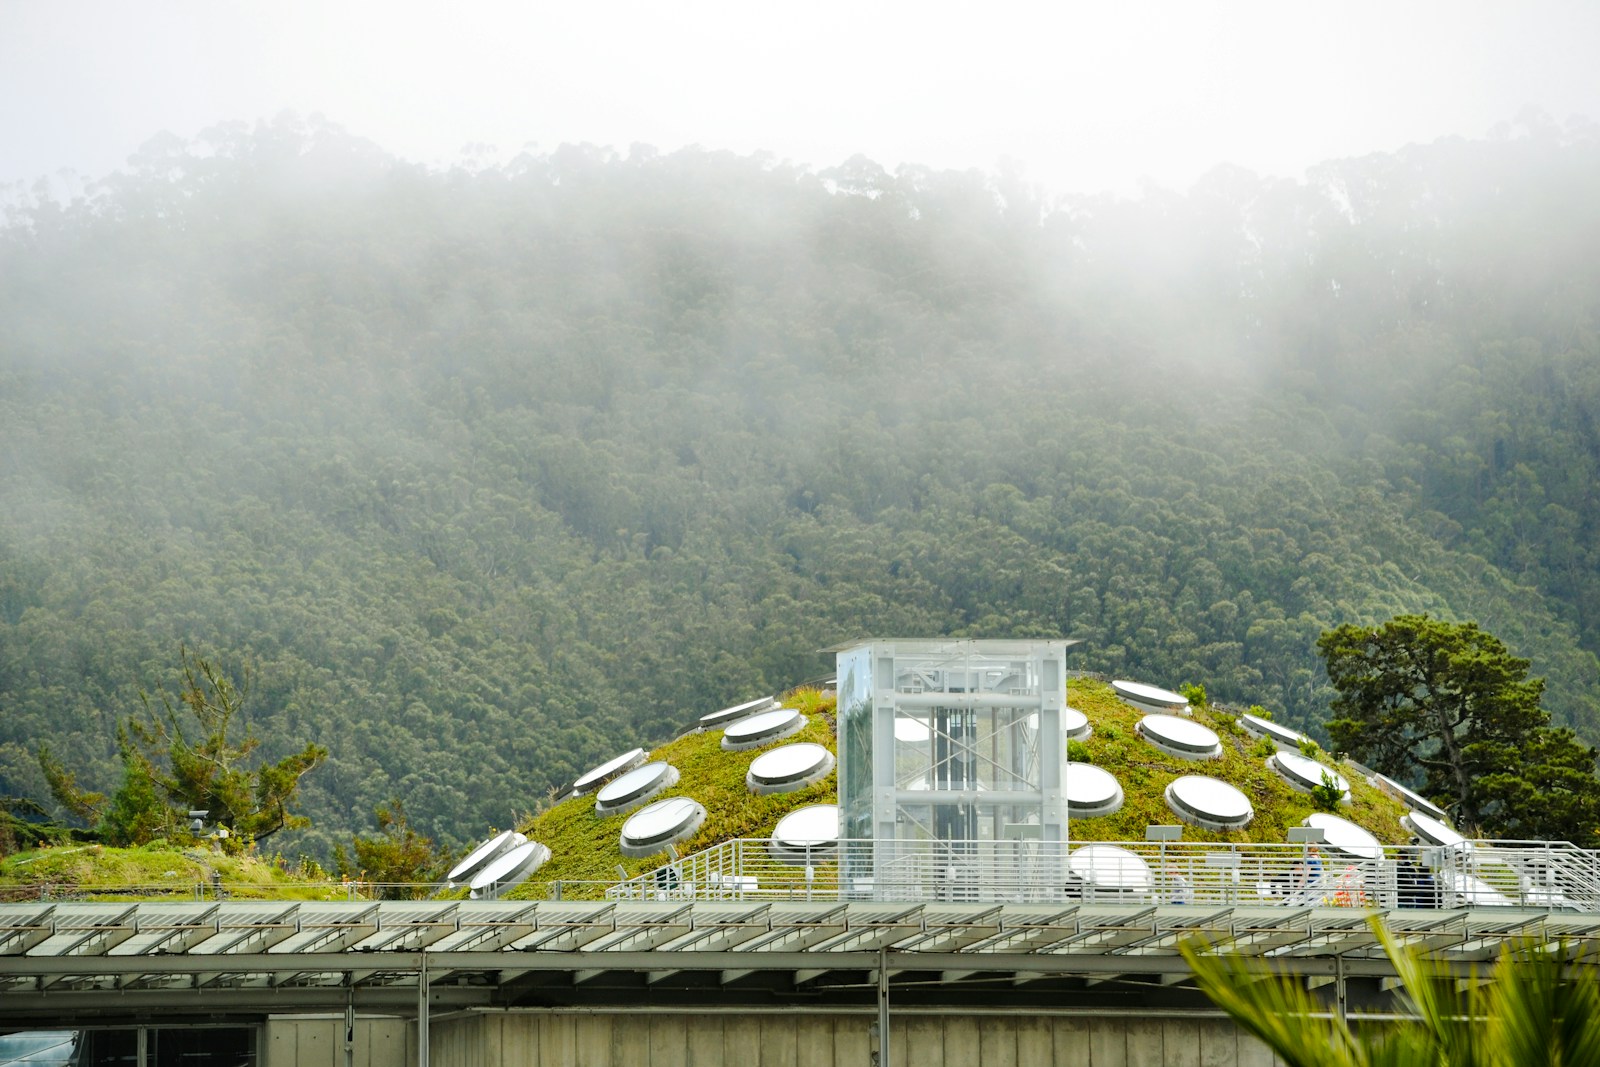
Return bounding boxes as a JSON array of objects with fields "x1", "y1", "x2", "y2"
[{"x1": 835, "y1": 639, "x2": 1077, "y2": 899}]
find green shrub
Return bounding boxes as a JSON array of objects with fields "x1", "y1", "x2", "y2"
[
  {"x1": 1179, "y1": 682, "x2": 1208, "y2": 708},
  {"x1": 1067, "y1": 740, "x2": 1093, "y2": 764},
  {"x1": 1311, "y1": 771, "x2": 1346, "y2": 811},
  {"x1": 1248, "y1": 704, "x2": 1272, "y2": 720},
  {"x1": 1297, "y1": 737, "x2": 1321, "y2": 758}
]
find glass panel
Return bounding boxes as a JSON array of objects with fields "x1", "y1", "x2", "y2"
[
  {"x1": 0, "y1": 1033, "x2": 79, "y2": 1067},
  {"x1": 837, "y1": 646, "x2": 874, "y2": 839}
]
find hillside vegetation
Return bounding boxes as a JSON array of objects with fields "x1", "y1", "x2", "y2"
[{"x1": 2, "y1": 115, "x2": 1598, "y2": 858}]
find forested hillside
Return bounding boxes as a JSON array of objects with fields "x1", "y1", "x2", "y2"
[{"x1": 2, "y1": 114, "x2": 1597, "y2": 858}]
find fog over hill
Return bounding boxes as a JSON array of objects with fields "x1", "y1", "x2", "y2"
[{"x1": 2, "y1": 115, "x2": 1597, "y2": 858}]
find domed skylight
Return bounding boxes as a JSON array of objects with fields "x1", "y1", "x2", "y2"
[
  {"x1": 1112, "y1": 679, "x2": 1190, "y2": 715},
  {"x1": 1238, "y1": 712, "x2": 1312, "y2": 749},
  {"x1": 1402, "y1": 810, "x2": 1468, "y2": 850},
  {"x1": 620, "y1": 797, "x2": 707, "y2": 858},
  {"x1": 446, "y1": 829, "x2": 526, "y2": 886},
  {"x1": 572, "y1": 748, "x2": 648, "y2": 795},
  {"x1": 769, "y1": 804, "x2": 839, "y2": 863},
  {"x1": 1068, "y1": 844, "x2": 1153, "y2": 894},
  {"x1": 1166, "y1": 775, "x2": 1254, "y2": 830},
  {"x1": 1138, "y1": 714, "x2": 1222, "y2": 760},
  {"x1": 1269, "y1": 750, "x2": 1350, "y2": 801},
  {"x1": 594, "y1": 761, "x2": 680, "y2": 816},
  {"x1": 721, "y1": 707, "x2": 806, "y2": 751},
  {"x1": 1302, "y1": 813, "x2": 1381, "y2": 861},
  {"x1": 747, "y1": 743, "x2": 835, "y2": 795},
  {"x1": 468, "y1": 840, "x2": 551, "y2": 899},
  {"x1": 1064, "y1": 763, "x2": 1123, "y2": 818},
  {"x1": 1373, "y1": 773, "x2": 1449, "y2": 822},
  {"x1": 699, "y1": 696, "x2": 777, "y2": 730}
]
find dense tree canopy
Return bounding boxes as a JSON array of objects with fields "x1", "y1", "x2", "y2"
[
  {"x1": 1, "y1": 114, "x2": 1598, "y2": 855},
  {"x1": 1322, "y1": 615, "x2": 1600, "y2": 844}
]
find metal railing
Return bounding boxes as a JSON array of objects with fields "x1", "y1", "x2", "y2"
[
  {"x1": 16, "y1": 841, "x2": 1600, "y2": 909},
  {"x1": 605, "y1": 837, "x2": 1600, "y2": 911},
  {"x1": 0, "y1": 877, "x2": 621, "y2": 904}
]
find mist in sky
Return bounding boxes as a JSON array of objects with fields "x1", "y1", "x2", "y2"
[{"x1": 3, "y1": 0, "x2": 1599, "y2": 197}]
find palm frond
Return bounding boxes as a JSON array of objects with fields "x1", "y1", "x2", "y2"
[{"x1": 1179, "y1": 937, "x2": 1357, "y2": 1067}]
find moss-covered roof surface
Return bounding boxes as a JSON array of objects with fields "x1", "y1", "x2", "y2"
[{"x1": 507, "y1": 679, "x2": 1411, "y2": 899}]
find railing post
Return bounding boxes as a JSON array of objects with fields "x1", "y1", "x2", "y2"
[
  {"x1": 873, "y1": 947, "x2": 891, "y2": 1067},
  {"x1": 417, "y1": 950, "x2": 429, "y2": 1067},
  {"x1": 344, "y1": 986, "x2": 356, "y2": 1067}
]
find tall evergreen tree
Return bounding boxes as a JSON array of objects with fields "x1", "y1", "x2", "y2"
[{"x1": 1321, "y1": 614, "x2": 1600, "y2": 844}]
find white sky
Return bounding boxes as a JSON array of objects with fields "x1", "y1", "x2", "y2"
[{"x1": 2, "y1": 0, "x2": 1598, "y2": 198}]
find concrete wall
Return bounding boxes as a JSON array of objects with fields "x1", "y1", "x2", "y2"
[
  {"x1": 264, "y1": 1015, "x2": 413, "y2": 1067},
  {"x1": 426, "y1": 1010, "x2": 1285, "y2": 1067}
]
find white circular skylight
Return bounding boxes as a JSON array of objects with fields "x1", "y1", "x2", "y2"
[
  {"x1": 1373, "y1": 773, "x2": 1449, "y2": 822},
  {"x1": 1238, "y1": 713, "x2": 1312, "y2": 749},
  {"x1": 1069, "y1": 844, "x2": 1153, "y2": 893},
  {"x1": 721, "y1": 707, "x2": 806, "y2": 751},
  {"x1": 769, "y1": 803, "x2": 840, "y2": 863},
  {"x1": 1138, "y1": 714, "x2": 1222, "y2": 760},
  {"x1": 572, "y1": 747, "x2": 648, "y2": 795},
  {"x1": 594, "y1": 761, "x2": 680, "y2": 816},
  {"x1": 1402, "y1": 810, "x2": 1468, "y2": 850},
  {"x1": 620, "y1": 797, "x2": 707, "y2": 858},
  {"x1": 446, "y1": 829, "x2": 526, "y2": 886},
  {"x1": 747, "y1": 743, "x2": 835, "y2": 795},
  {"x1": 1112, "y1": 679, "x2": 1190, "y2": 714},
  {"x1": 1166, "y1": 775, "x2": 1254, "y2": 830},
  {"x1": 1269, "y1": 751, "x2": 1350, "y2": 799},
  {"x1": 468, "y1": 840, "x2": 551, "y2": 898},
  {"x1": 1064, "y1": 763, "x2": 1124, "y2": 818},
  {"x1": 1302, "y1": 813, "x2": 1382, "y2": 861},
  {"x1": 1063, "y1": 707, "x2": 1091, "y2": 743},
  {"x1": 699, "y1": 696, "x2": 777, "y2": 730}
]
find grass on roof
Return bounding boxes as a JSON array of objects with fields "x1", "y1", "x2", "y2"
[
  {"x1": 0, "y1": 840, "x2": 340, "y2": 900},
  {"x1": 507, "y1": 679, "x2": 1412, "y2": 900},
  {"x1": 510, "y1": 687, "x2": 838, "y2": 895}
]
